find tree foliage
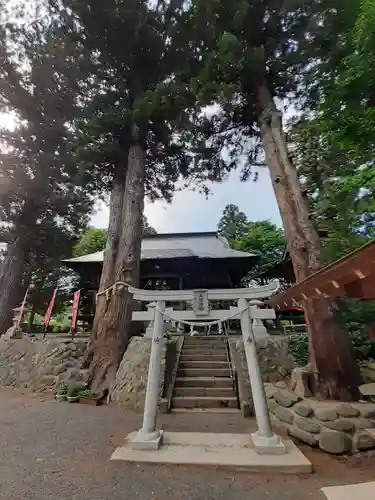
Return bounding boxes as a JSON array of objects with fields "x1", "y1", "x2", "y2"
[
  {"x1": 73, "y1": 216, "x2": 157, "y2": 257},
  {"x1": 217, "y1": 204, "x2": 285, "y2": 283},
  {"x1": 217, "y1": 204, "x2": 248, "y2": 244},
  {"x1": 73, "y1": 228, "x2": 107, "y2": 257},
  {"x1": 234, "y1": 220, "x2": 285, "y2": 282},
  {"x1": 0, "y1": 3, "x2": 94, "y2": 332},
  {"x1": 289, "y1": 0, "x2": 375, "y2": 262}
]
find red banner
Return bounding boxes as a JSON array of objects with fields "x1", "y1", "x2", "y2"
[
  {"x1": 17, "y1": 286, "x2": 29, "y2": 326},
  {"x1": 71, "y1": 290, "x2": 80, "y2": 329},
  {"x1": 44, "y1": 288, "x2": 58, "y2": 326}
]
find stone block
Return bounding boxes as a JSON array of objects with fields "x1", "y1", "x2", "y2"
[
  {"x1": 275, "y1": 381, "x2": 287, "y2": 389},
  {"x1": 315, "y1": 408, "x2": 338, "y2": 422},
  {"x1": 52, "y1": 363, "x2": 69, "y2": 376},
  {"x1": 273, "y1": 389, "x2": 300, "y2": 408},
  {"x1": 264, "y1": 383, "x2": 278, "y2": 398},
  {"x1": 352, "y1": 432, "x2": 375, "y2": 452},
  {"x1": 290, "y1": 367, "x2": 312, "y2": 398},
  {"x1": 349, "y1": 417, "x2": 374, "y2": 430},
  {"x1": 267, "y1": 399, "x2": 278, "y2": 411},
  {"x1": 273, "y1": 405, "x2": 295, "y2": 425},
  {"x1": 293, "y1": 403, "x2": 313, "y2": 418},
  {"x1": 4, "y1": 326, "x2": 23, "y2": 340},
  {"x1": 324, "y1": 419, "x2": 355, "y2": 433},
  {"x1": 360, "y1": 406, "x2": 375, "y2": 419},
  {"x1": 289, "y1": 424, "x2": 318, "y2": 447},
  {"x1": 319, "y1": 430, "x2": 352, "y2": 455},
  {"x1": 295, "y1": 416, "x2": 320, "y2": 434},
  {"x1": 335, "y1": 404, "x2": 360, "y2": 418},
  {"x1": 359, "y1": 383, "x2": 375, "y2": 397}
]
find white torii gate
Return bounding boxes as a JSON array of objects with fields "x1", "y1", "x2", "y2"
[{"x1": 122, "y1": 280, "x2": 286, "y2": 455}]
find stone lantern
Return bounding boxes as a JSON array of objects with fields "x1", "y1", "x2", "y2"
[{"x1": 3, "y1": 305, "x2": 26, "y2": 340}]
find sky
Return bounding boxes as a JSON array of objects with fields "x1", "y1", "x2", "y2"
[
  {"x1": 1, "y1": 111, "x2": 282, "y2": 235},
  {"x1": 91, "y1": 168, "x2": 282, "y2": 233}
]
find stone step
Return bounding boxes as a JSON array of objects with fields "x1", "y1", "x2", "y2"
[
  {"x1": 172, "y1": 396, "x2": 238, "y2": 409},
  {"x1": 175, "y1": 376, "x2": 233, "y2": 388},
  {"x1": 183, "y1": 338, "x2": 226, "y2": 343},
  {"x1": 180, "y1": 353, "x2": 227, "y2": 361},
  {"x1": 183, "y1": 335, "x2": 225, "y2": 340},
  {"x1": 170, "y1": 407, "x2": 240, "y2": 414},
  {"x1": 174, "y1": 386, "x2": 236, "y2": 398},
  {"x1": 178, "y1": 367, "x2": 231, "y2": 378},
  {"x1": 182, "y1": 347, "x2": 227, "y2": 354},
  {"x1": 180, "y1": 349, "x2": 228, "y2": 361},
  {"x1": 179, "y1": 360, "x2": 229, "y2": 370},
  {"x1": 183, "y1": 339, "x2": 226, "y2": 344}
]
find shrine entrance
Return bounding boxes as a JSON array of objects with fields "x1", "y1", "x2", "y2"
[{"x1": 115, "y1": 280, "x2": 287, "y2": 455}]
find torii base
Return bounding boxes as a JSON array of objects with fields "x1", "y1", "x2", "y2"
[
  {"x1": 111, "y1": 431, "x2": 311, "y2": 473},
  {"x1": 131, "y1": 429, "x2": 163, "y2": 451},
  {"x1": 251, "y1": 431, "x2": 286, "y2": 455}
]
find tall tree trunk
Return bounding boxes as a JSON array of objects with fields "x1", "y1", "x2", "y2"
[
  {"x1": 256, "y1": 82, "x2": 361, "y2": 400},
  {"x1": 85, "y1": 126, "x2": 145, "y2": 392},
  {"x1": 0, "y1": 237, "x2": 28, "y2": 334},
  {"x1": 92, "y1": 160, "x2": 128, "y2": 337}
]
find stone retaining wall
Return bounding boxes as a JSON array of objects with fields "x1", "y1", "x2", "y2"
[
  {"x1": 111, "y1": 336, "x2": 169, "y2": 410},
  {"x1": 265, "y1": 382, "x2": 375, "y2": 454},
  {"x1": 231, "y1": 336, "x2": 295, "y2": 382},
  {"x1": 0, "y1": 338, "x2": 86, "y2": 391},
  {"x1": 0, "y1": 336, "x2": 168, "y2": 411}
]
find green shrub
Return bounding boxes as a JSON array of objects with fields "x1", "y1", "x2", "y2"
[
  {"x1": 67, "y1": 385, "x2": 80, "y2": 397},
  {"x1": 287, "y1": 335, "x2": 308, "y2": 367},
  {"x1": 56, "y1": 382, "x2": 68, "y2": 395},
  {"x1": 349, "y1": 330, "x2": 375, "y2": 361},
  {"x1": 287, "y1": 329, "x2": 375, "y2": 367}
]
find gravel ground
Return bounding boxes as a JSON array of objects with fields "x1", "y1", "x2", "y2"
[{"x1": 0, "y1": 388, "x2": 374, "y2": 500}]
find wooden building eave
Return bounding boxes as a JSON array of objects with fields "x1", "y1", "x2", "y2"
[{"x1": 268, "y1": 240, "x2": 375, "y2": 308}]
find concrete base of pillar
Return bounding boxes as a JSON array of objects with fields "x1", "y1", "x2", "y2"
[
  {"x1": 251, "y1": 431, "x2": 286, "y2": 455},
  {"x1": 131, "y1": 429, "x2": 163, "y2": 451},
  {"x1": 111, "y1": 432, "x2": 311, "y2": 473}
]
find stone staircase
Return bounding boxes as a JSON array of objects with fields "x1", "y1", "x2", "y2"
[{"x1": 171, "y1": 336, "x2": 239, "y2": 411}]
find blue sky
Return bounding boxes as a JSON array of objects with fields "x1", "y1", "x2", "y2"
[{"x1": 91, "y1": 167, "x2": 282, "y2": 233}]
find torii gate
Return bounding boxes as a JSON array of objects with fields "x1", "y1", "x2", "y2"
[{"x1": 122, "y1": 280, "x2": 286, "y2": 455}]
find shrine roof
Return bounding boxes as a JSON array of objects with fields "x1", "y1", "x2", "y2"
[{"x1": 63, "y1": 232, "x2": 258, "y2": 264}]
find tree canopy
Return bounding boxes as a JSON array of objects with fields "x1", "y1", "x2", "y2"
[
  {"x1": 217, "y1": 204, "x2": 248, "y2": 245},
  {"x1": 73, "y1": 216, "x2": 157, "y2": 257},
  {"x1": 218, "y1": 204, "x2": 285, "y2": 283},
  {"x1": 0, "y1": 3, "x2": 94, "y2": 332}
]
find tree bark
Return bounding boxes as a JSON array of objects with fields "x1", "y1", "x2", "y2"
[
  {"x1": 85, "y1": 126, "x2": 145, "y2": 392},
  {"x1": 91, "y1": 160, "x2": 128, "y2": 337},
  {"x1": 256, "y1": 82, "x2": 361, "y2": 400},
  {"x1": 0, "y1": 237, "x2": 29, "y2": 334}
]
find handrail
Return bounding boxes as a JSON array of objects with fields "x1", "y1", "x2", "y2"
[{"x1": 222, "y1": 321, "x2": 236, "y2": 388}]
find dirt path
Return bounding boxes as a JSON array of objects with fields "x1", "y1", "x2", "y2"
[{"x1": 0, "y1": 388, "x2": 374, "y2": 500}]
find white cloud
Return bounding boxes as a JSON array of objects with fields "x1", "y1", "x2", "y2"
[{"x1": 90, "y1": 168, "x2": 282, "y2": 233}]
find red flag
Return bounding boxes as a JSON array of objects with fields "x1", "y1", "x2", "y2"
[
  {"x1": 44, "y1": 288, "x2": 58, "y2": 326},
  {"x1": 71, "y1": 290, "x2": 81, "y2": 330},
  {"x1": 17, "y1": 286, "x2": 29, "y2": 326}
]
